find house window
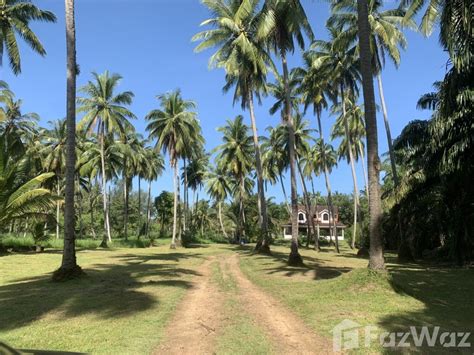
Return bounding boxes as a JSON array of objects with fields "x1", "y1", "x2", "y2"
[
  {"x1": 298, "y1": 213, "x2": 305, "y2": 221},
  {"x1": 323, "y1": 213, "x2": 329, "y2": 221},
  {"x1": 285, "y1": 227, "x2": 292, "y2": 235}
]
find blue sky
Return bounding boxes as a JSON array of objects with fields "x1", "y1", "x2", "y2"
[{"x1": 2, "y1": 0, "x2": 448, "y2": 202}]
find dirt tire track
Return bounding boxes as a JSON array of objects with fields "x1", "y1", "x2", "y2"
[
  {"x1": 155, "y1": 256, "x2": 225, "y2": 355},
  {"x1": 223, "y1": 254, "x2": 333, "y2": 354}
]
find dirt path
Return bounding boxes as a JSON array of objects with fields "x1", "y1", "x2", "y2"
[
  {"x1": 155, "y1": 253, "x2": 333, "y2": 354},
  {"x1": 155, "y1": 256, "x2": 226, "y2": 355},
  {"x1": 223, "y1": 254, "x2": 333, "y2": 354}
]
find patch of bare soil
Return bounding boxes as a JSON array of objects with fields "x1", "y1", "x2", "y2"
[
  {"x1": 155, "y1": 256, "x2": 226, "y2": 355},
  {"x1": 223, "y1": 254, "x2": 333, "y2": 354}
]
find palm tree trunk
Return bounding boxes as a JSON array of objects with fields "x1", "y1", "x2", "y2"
[
  {"x1": 218, "y1": 201, "x2": 228, "y2": 239},
  {"x1": 89, "y1": 178, "x2": 96, "y2": 239},
  {"x1": 171, "y1": 157, "x2": 178, "y2": 249},
  {"x1": 183, "y1": 158, "x2": 187, "y2": 232},
  {"x1": 357, "y1": 0, "x2": 384, "y2": 269},
  {"x1": 123, "y1": 172, "x2": 129, "y2": 240},
  {"x1": 239, "y1": 172, "x2": 246, "y2": 242},
  {"x1": 99, "y1": 126, "x2": 112, "y2": 247},
  {"x1": 279, "y1": 171, "x2": 291, "y2": 214},
  {"x1": 297, "y1": 159, "x2": 317, "y2": 250},
  {"x1": 341, "y1": 86, "x2": 357, "y2": 251},
  {"x1": 145, "y1": 180, "x2": 152, "y2": 239},
  {"x1": 56, "y1": 176, "x2": 61, "y2": 239},
  {"x1": 377, "y1": 74, "x2": 409, "y2": 261},
  {"x1": 282, "y1": 53, "x2": 303, "y2": 266},
  {"x1": 248, "y1": 91, "x2": 270, "y2": 252},
  {"x1": 53, "y1": 0, "x2": 82, "y2": 280},
  {"x1": 358, "y1": 144, "x2": 369, "y2": 199},
  {"x1": 137, "y1": 176, "x2": 141, "y2": 236}
]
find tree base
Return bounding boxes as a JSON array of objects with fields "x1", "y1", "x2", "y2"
[
  {"x1": 99, "y1": 240, "x2": 108, "y2": 248},
  {"x1": 52, "y1": 265, "x2": 85, "y2": 282},
  {"x1": 170, "y1": 243, "x2": 177, "y2": 249},
  {"x1": 398, "y1": 241, "x2": 414, "y2": 262},
  {"x1": 255, "y1": 243, "x2": 271, "y2": 255},
  {"x1": 288, "y1": 251, "x2": 304, "y2": 267}
]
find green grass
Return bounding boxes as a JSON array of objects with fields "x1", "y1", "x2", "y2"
[
  {"x1": 238, "y1": 243, "x2": 474, "y2": 353},
  {"x1": 0, "y1": 243, "x2": 224, "y2": 354}
]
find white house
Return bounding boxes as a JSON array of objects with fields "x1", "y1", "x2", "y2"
[{"x1": 282, "y1": 204, "x2": 346, "y2": 241}]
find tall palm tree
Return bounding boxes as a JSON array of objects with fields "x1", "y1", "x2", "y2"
[
  {"x1": 329, "y1": 0, "x2": 416, "y2": 194},
  {"x1": 40, "y1": 119, "x2": 68, "y2": 240},
  {"x1": 193, "y1": 0, "x2": 273, "y2": 251},
  {"x1": 53, "y1": 0, "x2": 81, "y2": 281},
  {"x1": 77, "y1": 71, "x2": 136, "y2": 247},
  {"x1": 260, "y1": 0, "x2": 314, "y2": 265},
  {"x1": 296, "y1": 57, "x2": 340, "y2": 251},
  {"x1": 356, "y1": 0, "x2": 385, "y2": 270},
  {"x1": 309, "y1": 28, "x2": 360, "y2": 253},
  {"x1": 146, "y1": 89, "x2": 200, "y2": 249},
  {"x1": 215, "y1": 115, "x2": 254, "y2": 242},
  {"x1": 142, "y1": 146, "x2": 164, "y2": 239},
  {"x1": 205, "y1": 165, "x2": 231, "y2": 239},
  {"x1": 331, "y1": 97, "x2": 367, "y2": 248},
  {"x1": 0, "y1": 0, "x2": 56, "y2": 75}
]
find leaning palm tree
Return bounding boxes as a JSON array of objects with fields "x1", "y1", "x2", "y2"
[
  {"x1": 259, "y1": 0, "x2": 314, "y2": 265},
  {"x1": 53, "y1": 0, "x2": 82, "y2": 280},
  {"x1": 356, "y1": 0, "x2": 385, "y2": 270},
  {"x1": 146, "y1": 89, "x2": 200, "y2": 249},
  {"x1": 215, "y1": 115, "x2": 254, "y2": 242},
  {"x1": 0, "y1": 0, "x2": 56, "y2": 75},
  {"x1": 205, "y1": 165, "x2": 231, "y2": 239},
  {"x1": 77, "y1": 71, "x2": 136, "y2": 247},
  {"x1": 193, "y1": 0, "x2": 273, "y2": 251}
]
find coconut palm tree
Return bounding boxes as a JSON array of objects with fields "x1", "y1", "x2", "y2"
[
  {"x1": 0, "y1": 136, "x2": 56, "y2": 229},
  {"x1": 259, "y1": 0, "x2": 314, "y2": 265},
  {"x1": 193, "y1": 0, "x2": 273, "y2": 251},
  {"x1": 215, "y1": 115, "x2": 254, "y2": 242},
  {"x1": 296, "y1": 56, "x2": 340, "y2": 251},
  {"x1": 77, "y1": 71, "x2": 136, "y2": 247},
  {"x1": 0, "y1": 0, "x2": 56, "y2": 75},
  {"x1": 40, "y1": 119, "x2": 68, "y2": 240},
  {"x1": 141, "y1": 146, "x2": 164, "y2": 239},
  {"x1": 309, "y1": 28, "x2": 360, "y2": 253},
  {"x1": 328, "y1": 0, "x2": 416, "y2": 193},
  {"x1": 356, "y1": 0, "x2": 385, "y2": 270},
  {"x1": 331, "y1": 97, "x2": 367, "y2": 249},
  {"x1": 0, "y1": 95, "x2": 39, "y2": 150},
  {"x1": 53, "y1": 0, "x2": 82, "y2": 281},
  {"x1": 205, "y1": 165, "x2": 231, "y2": 239},
  {"x1": 401, "y1": 0, "x2": 443, "y2": 36},
  {"x1": 146, "y1": 89, "x2": 200, "y2": 249}
]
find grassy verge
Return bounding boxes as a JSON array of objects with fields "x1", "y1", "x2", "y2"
[
  {"x1": 238, "y1": 243, "x2": 474, "y2": 353},
  {"x1": 0, "y1": 244, "x2": 220, "y2": 354}
]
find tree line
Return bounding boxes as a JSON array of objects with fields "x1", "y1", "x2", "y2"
[{"x1": 0, "y1": 0, "x2": 471, "y2": 281}]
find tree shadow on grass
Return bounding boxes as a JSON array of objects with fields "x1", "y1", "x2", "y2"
[
  {"x1": 0, "y1": 251, "x2": 203, "y2": 333},
  {"x1": 376, "y1": 263, "x2": 474, "y2": 353},
  {"x1": 234, "y1": 246, "x2": 352, "y2": 281}
]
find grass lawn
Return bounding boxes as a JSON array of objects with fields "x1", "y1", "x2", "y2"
[
  {"x1": 239, "y1": 244, "x2": 474, "y2": 353},
  {"x1": 0, "y1": 242, "x2": 228, "y2": 354},
  {"x1": 0, "y1": 241, "x2": 472, "y2": 354}
]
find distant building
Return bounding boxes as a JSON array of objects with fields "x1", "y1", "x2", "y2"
[{"x1": 282, "y1": 204, "x2": 346, "y2": 240}]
